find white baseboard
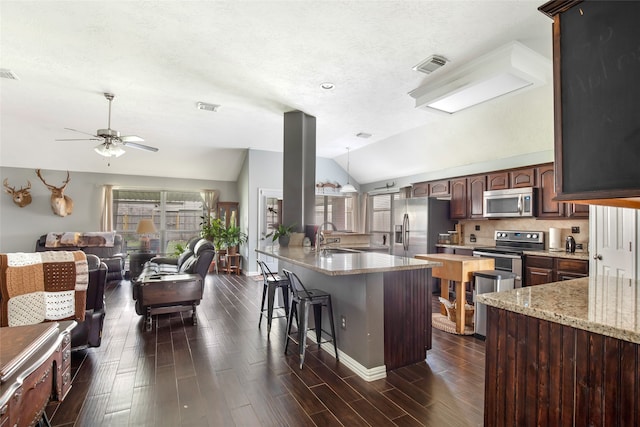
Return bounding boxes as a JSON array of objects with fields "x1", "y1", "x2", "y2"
[{"x1": 307, "y1": 331, "x2": 387, "y2": 382}]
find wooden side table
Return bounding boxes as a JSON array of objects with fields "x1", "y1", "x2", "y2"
[{"x1": 225, "y1": 254, "x2": 242, "y2": 275}]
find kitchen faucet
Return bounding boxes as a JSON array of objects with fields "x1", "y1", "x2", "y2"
[{"x1": 315, "y1": 221, "x2": 337, "y2": 251}]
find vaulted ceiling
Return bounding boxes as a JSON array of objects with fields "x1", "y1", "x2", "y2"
[{"x1": 0, "y1": 1, "x2": 553, "y2": 184}]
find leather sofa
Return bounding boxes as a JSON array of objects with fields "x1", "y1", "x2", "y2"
[
  {"x1": 36, "y1": 233, "x2": 125, "y2": 283},
  {"x1": 132, "y1": 238, "x2": 215, "y2": 316},
  {"x1": 72, "y1": 254, "x2": 107, "y2": 350}
]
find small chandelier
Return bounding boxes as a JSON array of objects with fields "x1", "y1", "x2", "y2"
[{"x1": 340, "y1": 147, "x2": 357, "y2": 193}]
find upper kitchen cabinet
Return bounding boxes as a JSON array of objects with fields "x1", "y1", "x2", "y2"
[
  {"x1": 429, "y1": 180, "x2": 450, "y2": 198},
  {"x1": 450, "y1": 178, "x2": 467, "y2": 219},
  {"x1": 487, "y1": 172, "x2": 509, "y2": 191},
  {"x1": 540, "y1": 1, "x2": 640, "y2": 208},
  {"x1": 411, "y1": 182, "x2": 429, "y2": 198},
  {"x1": 467, "y1": 175, "x2": 486, "y2": 219},
  {"x1": 509, "y1": 167, "x2": 536, "y2": 188},
  {"x1": 537, "y1": 164, "x2": 564, "y2": 218}
]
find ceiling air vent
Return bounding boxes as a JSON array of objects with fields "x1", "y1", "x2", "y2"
[
  {"x1": 0, "y1": 69, "x2": 19, "y2": 80},
  {"x1": 196, "y1": 102, "x2": 220, "y2": 112},
  {"x1": 412, "y1": 55, "x2": 448, "y2": 74}
]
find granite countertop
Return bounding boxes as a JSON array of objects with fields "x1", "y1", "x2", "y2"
[
  {"x1": 476, "y1": 276, "x2": 640, "y2": 344},
  {"x1": 255, "y1": 246, "x2": 441, "y2": 276},
  {"x1": 522, "y1": 250, "x2": 590, "y2": 260}
]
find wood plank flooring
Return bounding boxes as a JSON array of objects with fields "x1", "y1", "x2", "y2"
[{"x1": 46, "y1": 273, "x2": 485, "y2": 426}]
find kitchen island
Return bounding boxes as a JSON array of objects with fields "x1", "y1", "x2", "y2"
[
  {"x1": 256, "y1": 246, "x2": 441, "y2": 380},
  {"x1": 477, "y1": 276, "x2": 640, "y2": 426}
]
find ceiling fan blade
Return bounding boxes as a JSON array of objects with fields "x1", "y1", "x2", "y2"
[
  {"x1": 56, "y1": 137, "x2": 102, "y2": 141},
  {"x1": 123, "y1": 141, "x2": 159, "y2": 152},
  {"x1": 120, "y1": 135, "x2": 145, "y2": 143},
  {"x1": 64, "y1": 127, "x2": 99, "y2": 137}
]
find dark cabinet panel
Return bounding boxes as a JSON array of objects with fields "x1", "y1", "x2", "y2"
[
  {"x1": 450, "y1": 179, "x2": 467, "y2": 219},
  {"x1": 429, "y1": 180, "x2": 450, "y2": 198},
  {"x1": 510, "y1": 167, "x2": 536, "y2": 188},
  {"x1": 537, "y1": 165, "x2": 564, "y2": 218},
  {"x1": 524, "y1": 255, "x2": 589, "y2": 286},
  {"x1": 467, "y1": 175, "x2": 486, "y2": 219},
  {"x1": 412, "y1": 182, "x2": 429, "y2": 198},
  {"x1": 487, "y1": 172, "x2": 509, "y2": 190}
]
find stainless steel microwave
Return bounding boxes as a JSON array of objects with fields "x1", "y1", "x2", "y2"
[{"x1": 483, "y1": 187, "x2": 535, "y2": 218}]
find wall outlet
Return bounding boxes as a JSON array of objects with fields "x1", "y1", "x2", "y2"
[
  {"x1": 475, "y1": 225, "x2": 481, "y2": 231},
  {"x1": 571, "y1": 226, "x2": 580, "y2": 233},
  {"x1": 340, "y1": 315, "x2": 346, "y2": 330},
  {"x1": 576, "y1": 243, "x2": 583, "y2": 250}
]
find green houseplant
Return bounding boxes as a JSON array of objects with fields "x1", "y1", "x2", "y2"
[
  {"x1": 201, "y1": 216, "x2": 227, "y2": 250},
  {"x1": 224, "y1": 224, "x2": 248, "y2": 254},
  {"x1": 266, "y1": 223, "x2": 295, "y2": 247}
]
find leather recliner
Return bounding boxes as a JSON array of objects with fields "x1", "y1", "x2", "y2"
[{"x1": 35, "y1": 233, "x2": 126, "y2": 283}]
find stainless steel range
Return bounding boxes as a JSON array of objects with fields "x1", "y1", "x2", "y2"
[{"x1": 472, "y1": 230, "x2": 545, "y2": 288}]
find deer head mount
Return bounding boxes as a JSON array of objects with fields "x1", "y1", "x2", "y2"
[
  {"x1": 36, "y1": 169, "x2": 74, "y2": 217},
  {"x1": 3, "y1": 179, "x2": 32, "y2": 208}
]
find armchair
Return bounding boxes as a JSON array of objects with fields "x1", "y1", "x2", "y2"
[{"x1": 71, "y1": 254, "x2": 107, "y2": 350}]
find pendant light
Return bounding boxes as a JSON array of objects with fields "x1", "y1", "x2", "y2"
[{"x1": 340, "y1": 147, "x2": 357, "y2": 193}]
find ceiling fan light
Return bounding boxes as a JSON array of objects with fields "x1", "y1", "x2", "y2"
[
  {"x1": 94, "y1": 144, "x2": 125, "y2": 158},
  {"x1": 340, "y1": 183, "x2": 357, "y2": 193}
]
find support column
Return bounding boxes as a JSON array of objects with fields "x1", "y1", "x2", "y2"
[{"x1": 283, "y1": 111, "x2": 316, "y2": 232}]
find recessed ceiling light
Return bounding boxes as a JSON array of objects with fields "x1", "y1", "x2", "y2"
[
  {"x1": 0, "y1": 68, "x2": 19, "y2": 80},
  {"x1": 320, "y1": 82, "x2": 335, "y2": 90},
  {"x1": 412, "y1": 55, "x2": 448, "y2": 74},
  {"x1": 356, "y1": 132, "x2": 372, "y2": 138}
]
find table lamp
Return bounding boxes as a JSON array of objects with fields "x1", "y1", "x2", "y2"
[{"x1": 136, "y1": 219, "x2": 157, "y2": 252}]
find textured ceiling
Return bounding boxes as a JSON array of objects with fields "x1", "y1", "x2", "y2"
[{"x1": 0, "y1": 1, "x2": 552, "y2": 184}]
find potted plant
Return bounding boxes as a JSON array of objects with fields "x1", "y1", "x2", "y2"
[
  {"x1": 266, "y1": 223, "x2": 295, "y2": 247},
  {"x1": 201, "y1": 215, "x2": 227, "y2": 250},
  {"x1": 224, "y1": 224, "x2": 248, "y2": 255}
]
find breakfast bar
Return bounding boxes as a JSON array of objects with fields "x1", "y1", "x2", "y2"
[
  {"x1": 477, "y1": 276, "x2": 640, "y2": 426},
  {"x1": 256, "y1": 246, "x2": 441, "y2": 380}
]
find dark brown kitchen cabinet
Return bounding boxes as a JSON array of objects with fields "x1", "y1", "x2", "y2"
[
  {"x1": 429, "y1": 180, "x2": 450, "y2": 198},
  {"x1": 539, "y1": 1, "x2": 640, "y2": 209},
  {"x1": 467, "y1": 175, "x2": 486, "y2": 219},
  {"x1": 524, "y1": 255, "x2": 554, "y2": 286},
  {"x1": 524, "y1": 255, "x2": 589, "y2": 286},
  {"x1": 537, "y1": 164, "x2": 564, "y2": 218},
  {"x1": 487, "y1": 172, "x2": 509, "y2": 190},
  {"x1": 411, "y1": 182, "x2": 429, "y2": 198},
  {"x1": 567, "y1": 202, "x2": 589, "y2": 218},
  {"x1": 510, "y1": 167, "x2": 536, "y2": 188},
  {"x1": 450, "y1": 178, "x2": 467, "y2": 219}
]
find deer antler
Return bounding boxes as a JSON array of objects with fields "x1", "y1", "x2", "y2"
[
  {"x1": 3, "y1": 178, "x2": 15, "y2": 194},
  {"x1": 36, "y1": 169, "x2": 55, "y2": 190}
]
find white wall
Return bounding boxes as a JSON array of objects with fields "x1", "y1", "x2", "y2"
[{"x1": 0, "y1": 166, "x2": 238, "y2": 252}]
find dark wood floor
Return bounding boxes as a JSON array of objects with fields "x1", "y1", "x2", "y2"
[{"x1": 46, "y1": 273, "x2": 485, "y2": 426}]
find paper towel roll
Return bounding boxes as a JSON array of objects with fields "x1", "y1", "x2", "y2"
[{"x1": 549, "y1": 227, "x2": 562, "y2": 251}]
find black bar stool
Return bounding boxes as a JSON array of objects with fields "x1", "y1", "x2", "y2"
[
  {"x1": 257, "y1": 260, "x2": 290, "y2": 334},
  {"x1": 282, "y1": 269, "x2": 338, "y2": 369}
]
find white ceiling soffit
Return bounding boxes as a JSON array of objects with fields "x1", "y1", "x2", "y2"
[{"x1": 409, "y1": 41, "x2": 551, "y2": 114}]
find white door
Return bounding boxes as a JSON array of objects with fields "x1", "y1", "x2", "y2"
[
  {"x1": 257, "y1": 189, "x2": 282, "y2": 273},
  {"x1": 590, "y1": 205, "x2": 637, "y2": 281}
]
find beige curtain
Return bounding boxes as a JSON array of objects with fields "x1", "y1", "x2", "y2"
[
  {"x1": 358, "y1": 193, "x2": 369, "y2": 233},
  {"x1": 201, "y1": 189, "x2": 219, "y2": 219},
  {"x1": 100, "y1": 185, "x2": 114, "y2": 231}
]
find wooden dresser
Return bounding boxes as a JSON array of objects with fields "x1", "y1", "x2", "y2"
[{"x1": 0, "y1": 321, "x2": 75, "y2": 427}]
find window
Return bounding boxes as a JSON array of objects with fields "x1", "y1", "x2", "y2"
[
  {"x1": 368, "y1": 193, "x2": 399, "y2": 245},
  {"x1": 315, "y1": 195, "x2": 356, "y2": 231},
  {"x1": 113, "y1": 189, "x2": 204, "y2": 255}
]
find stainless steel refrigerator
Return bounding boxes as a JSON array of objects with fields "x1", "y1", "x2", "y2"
[{"x1": 392, "y1": 198, "x2": 453, "y2": 258}]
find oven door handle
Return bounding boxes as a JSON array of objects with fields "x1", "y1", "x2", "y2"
[{"x1": 473, "y1": 251, "x2": 522, "y2": 259}]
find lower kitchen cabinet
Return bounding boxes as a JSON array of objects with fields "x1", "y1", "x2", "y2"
[{"x1": 524, "y1": 255, "x2": 589, "y2": 286}]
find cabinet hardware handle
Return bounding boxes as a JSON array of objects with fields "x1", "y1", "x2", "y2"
[{"x1": 593, "y1": 254, "x2": 603, "y2": 260}]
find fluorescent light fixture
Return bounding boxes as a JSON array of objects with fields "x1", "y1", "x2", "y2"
[
  {"x1": 409, "y1": 41, "x2": 550, "y2": 114},
  {"x1": 94, "y1": 144, "x2": 125, "y2": 157}
]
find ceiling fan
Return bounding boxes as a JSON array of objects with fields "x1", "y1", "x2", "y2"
[{"x1": 57, "y1": 92, "x2": 159, "y2": 158}]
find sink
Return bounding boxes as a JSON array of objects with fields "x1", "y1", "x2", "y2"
[{"x1": 318, "y1": 248, "x2": 360, "y2": 255}]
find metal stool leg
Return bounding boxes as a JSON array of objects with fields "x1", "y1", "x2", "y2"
[
  {"x1": 258, "y1": 282, "x2": 267, "y2": 329},
  {"x1": 284, "y1": 298, "x2": 296, "y2": 355},
  {"x1": 266, "y1": 282, "x2": 277, "y2": 333},
  {"x1": 313, "y1": 303, "x2": 323, "y2": 348},
  {"x1": 298, "y1": 300, "x2": 309, "y2": 369}
]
